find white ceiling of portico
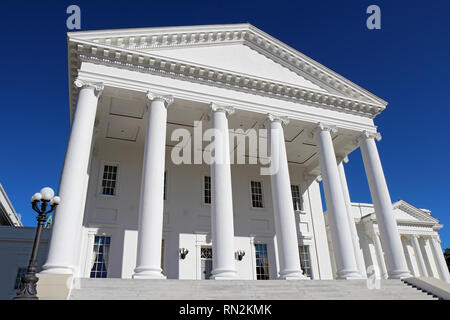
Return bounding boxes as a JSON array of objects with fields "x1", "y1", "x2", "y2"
[{"x1": 96, "y1": 95, "x2": 349, "y2": 171}]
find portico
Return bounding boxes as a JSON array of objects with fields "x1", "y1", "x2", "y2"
[{"x1": 39, "y1": 24, "x2": 448, "y2": 284}]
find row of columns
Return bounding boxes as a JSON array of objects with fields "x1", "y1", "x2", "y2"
[
  {"x1": 404, "y1": 235, "x2": 449, "y2": 282},
  {"x1": 42, "y1": 80, "x2": 415, "y2": 280}
]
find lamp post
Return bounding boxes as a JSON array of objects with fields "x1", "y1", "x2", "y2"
[{"x1": 14, "y1": 187, "x2": 60, "y2": 300}]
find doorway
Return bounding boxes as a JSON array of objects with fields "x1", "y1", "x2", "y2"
[{"x1": 200, "y1": 246, "x2": 212, "y2": 280}]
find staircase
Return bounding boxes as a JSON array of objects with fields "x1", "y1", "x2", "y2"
[{"x1": 69, "y1": 279, "x2": 437, "y2": 300}]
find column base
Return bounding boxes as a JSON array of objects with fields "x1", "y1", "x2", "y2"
[
  {"x1": 387, "y1": 270, "x2": 412, "y2": 279},
  {"x1": 279, "y1": 269, "x2": 308, "y2": 280},
  {"x1": 39, "y1": 265, "x2": 74, "y2": 275},
  {"x1": 36, "y1": 273, "x2": 73, "y2": 300},
  {"x1": 336, "y1": 269, "x2": 364, "y2": 280},
  {"x1": 133, "y1": 267, "x2": 166, "y2": 279},
  {"x1": 210, "y1": 268, "x2": 238, "y2": 280}
]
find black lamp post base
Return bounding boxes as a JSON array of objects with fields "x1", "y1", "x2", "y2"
[{"x1": 13, "y1": 273, "x2": 39, "y2": 300}]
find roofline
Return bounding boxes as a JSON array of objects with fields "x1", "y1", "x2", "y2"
[
  {"x1": 67, "y1": 23, "x2": 252, "y2": 39},
  {"x1": 0, "y1": 184, "x2": 22, "y2": 227},
  {"x1": 67, "y1": 23, "x2": 388, "y2": 113}
]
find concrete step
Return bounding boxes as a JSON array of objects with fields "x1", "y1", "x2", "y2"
[{"x1": 69, "y1": 279, "x2": 438, "y2": 300}]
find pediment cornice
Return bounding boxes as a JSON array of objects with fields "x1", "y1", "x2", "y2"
[
  {"x1": 67, "y1": 24, "x2": 387, "y2": 118},
  {"x1": 392, "y1": 200, "x2": 438, "y2": 224}
]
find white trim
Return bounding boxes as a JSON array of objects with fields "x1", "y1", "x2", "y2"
[
  {"x1": 96, "y1": 160, "x2": 121, "y2": 198},
  {"x1": 249, "y1": 179, "x2": 265, "y2": 210}
]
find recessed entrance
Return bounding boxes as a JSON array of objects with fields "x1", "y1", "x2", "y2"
[{"x1": 200, "y1": 246, "x2": 212, "y2": 280}]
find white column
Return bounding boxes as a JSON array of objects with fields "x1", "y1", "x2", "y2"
[
  {"x1": 401, "y1": 236, "x2": 419, "y2": 277},
  {"x1": 133, "y1": 92, "x2": 173, "y2": 279},
  {"x1": 337, "y1": 157, "x2": 367, "y2": 278},
  {"x1": 209, "y1": 103, "x2": 237, "y2": 280},
  {"x1": 430, "y1": 235, "x2": 450, "y2": 283},
  {"x1": 359, "y1": 131, "x2": 411, "y2": 279},
  {"x1": 313, "y1": 123, "x2": 361, "y2": 279},
  {"x1": 266, "y1": 114, "x2": 305, "y2": 280},
  {"x1": 411, "y1": 235, "x2": 428, "y2": 277},
  {"x1": 41, "y1": 79, "x2": 103, "y2": 275},
  {"x1": 373, "y1": 231, "x2": 388, "y2": 279}
]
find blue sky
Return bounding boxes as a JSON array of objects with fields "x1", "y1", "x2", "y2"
[{"x1": 0, "y1": 1, "x2": 449, "y2": 249}]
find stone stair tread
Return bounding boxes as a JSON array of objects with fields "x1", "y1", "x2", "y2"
[{"x1": 69, "y1": 278, "x2": 438, "y2": 300}]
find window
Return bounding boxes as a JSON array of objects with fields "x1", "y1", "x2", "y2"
[
  {"x1": 204, "y1": 176, "x2": 211, "y2": 204},
  {"x1": 299, "y1": 245, "x2": 312, "y2": 278},
  {"x1": 201, "y1": 247, "x2": 213, "y2": 280},
  {"x1": 14, "y1": 267, "x2": 27, "y2": 289},
  {"x1": 163, "y1": 171, "x2": 167, "y2": 200},
  {"x1": 250, "y1": 181, "x2": 264, "y2": 208},
  {"x1": 291, "y1": 185, "x2": 302, "y2": 211},
  {"x1": 254, "y1": 243, "x2": 270, "y2": 280},
  {"x1": 161, "y1": 239, "x2": 165, "y2": 272},
  {"x1": 90, "y1": 236, "x2": 111, "y2": 278},
  {"x1": 101, "y1": 164, "x2": 118, "y2": 196}
]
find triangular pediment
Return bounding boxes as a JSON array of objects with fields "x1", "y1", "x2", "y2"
[
  {"x1": 141, "y1": 43, "x2": 327, "y2": 92},
  {"x1": 68, "y1": 23, "x2": 387, "y2": 116},
  {"x1": 392, "y1": 200, "x2": 438, "y2": 224}
]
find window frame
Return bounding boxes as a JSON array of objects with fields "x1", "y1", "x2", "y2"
[
  {"x1": 249, "y1": 180, "x2": 265, "y2": 209},
  {"x1": 298, "y1": 244, "x2": 313, "y2": 278},
  {"x1": 202, "y1": 175, "x2": 212, "y2": 205},
  {"x1": 291, "y1": 184, "x2": 303, "y2": 212},
  {"x1": 254, "y1": 242, "x2": 270, "y2": 280},
  {"x1": 97, "y1": 160, "x2": 120, "y2": 198},
  {"x1": 90, "y1": 235, "x2": 112, "y2": 279},
  {"x1": 163, "y1": 170, "x2": 168, "y2": 201},
  {"x1": 200, "y1": 246, "x2": 213, "y2": 280}
]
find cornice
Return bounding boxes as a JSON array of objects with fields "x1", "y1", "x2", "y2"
[
  {"x1": 71, "y1": 24, "x2": 387, "y2": 105},
  {"x1": 393, "y1": 200, "x2": 438, "y2": 223},
  {"x1": 67, "y1": 24, "x2": 387, "y2": 118}
]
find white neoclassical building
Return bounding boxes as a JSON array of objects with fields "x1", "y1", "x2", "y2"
[{"x1": 37, "y1": 23, "x2": 449, "y2": 285}]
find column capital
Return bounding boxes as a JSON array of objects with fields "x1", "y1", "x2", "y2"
[
  {"x1": 266, "y1": 113, "x2": 289, "y2": 126},
  {"x1": 431, "y1": 234, "x2": 441, "y2": 243},
  {"x1": 303, "y1": 172, "x2": 321, "y2": 182},
  {"x1": 210, "y1": 103, "x2": 234, "y2": 116},
  {"x1": 146, "y1": 91, "x2": 174, "y2": 107},
  {"x1": 336, "y1": 155, "x2": 349, "y2": 164},
  {"x1": 310, "y1": 122, "x2": 337, "y2": 138},
  {"x1": 74, "y1": 78, "x2": 104, "y2": 96},
  {"x1": 402, "y1": 234, "x2": 413, "y2": 240},
  {"x1": 357, "y1": 130, "x2": 382, "y2": 144}
]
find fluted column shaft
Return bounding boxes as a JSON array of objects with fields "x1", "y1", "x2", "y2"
[
  {"x1": 42, "y1": 79, "x2": 103, "y2": 275},
  {"x1": 209, "y1": 103, "x2": 237, "y2": 280},
  {"x1": 133, "y1": 92, "x2": 173, "y2": 279},
  {"x1": 267, "y1": 114, "x2": 305, "y2": 280},
  {"x1": 359, "y1": 131, "x2": 411, "y2": 279},
  {"x1": 313, "y1": 123, "x2": 361, "y2": 279}
]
